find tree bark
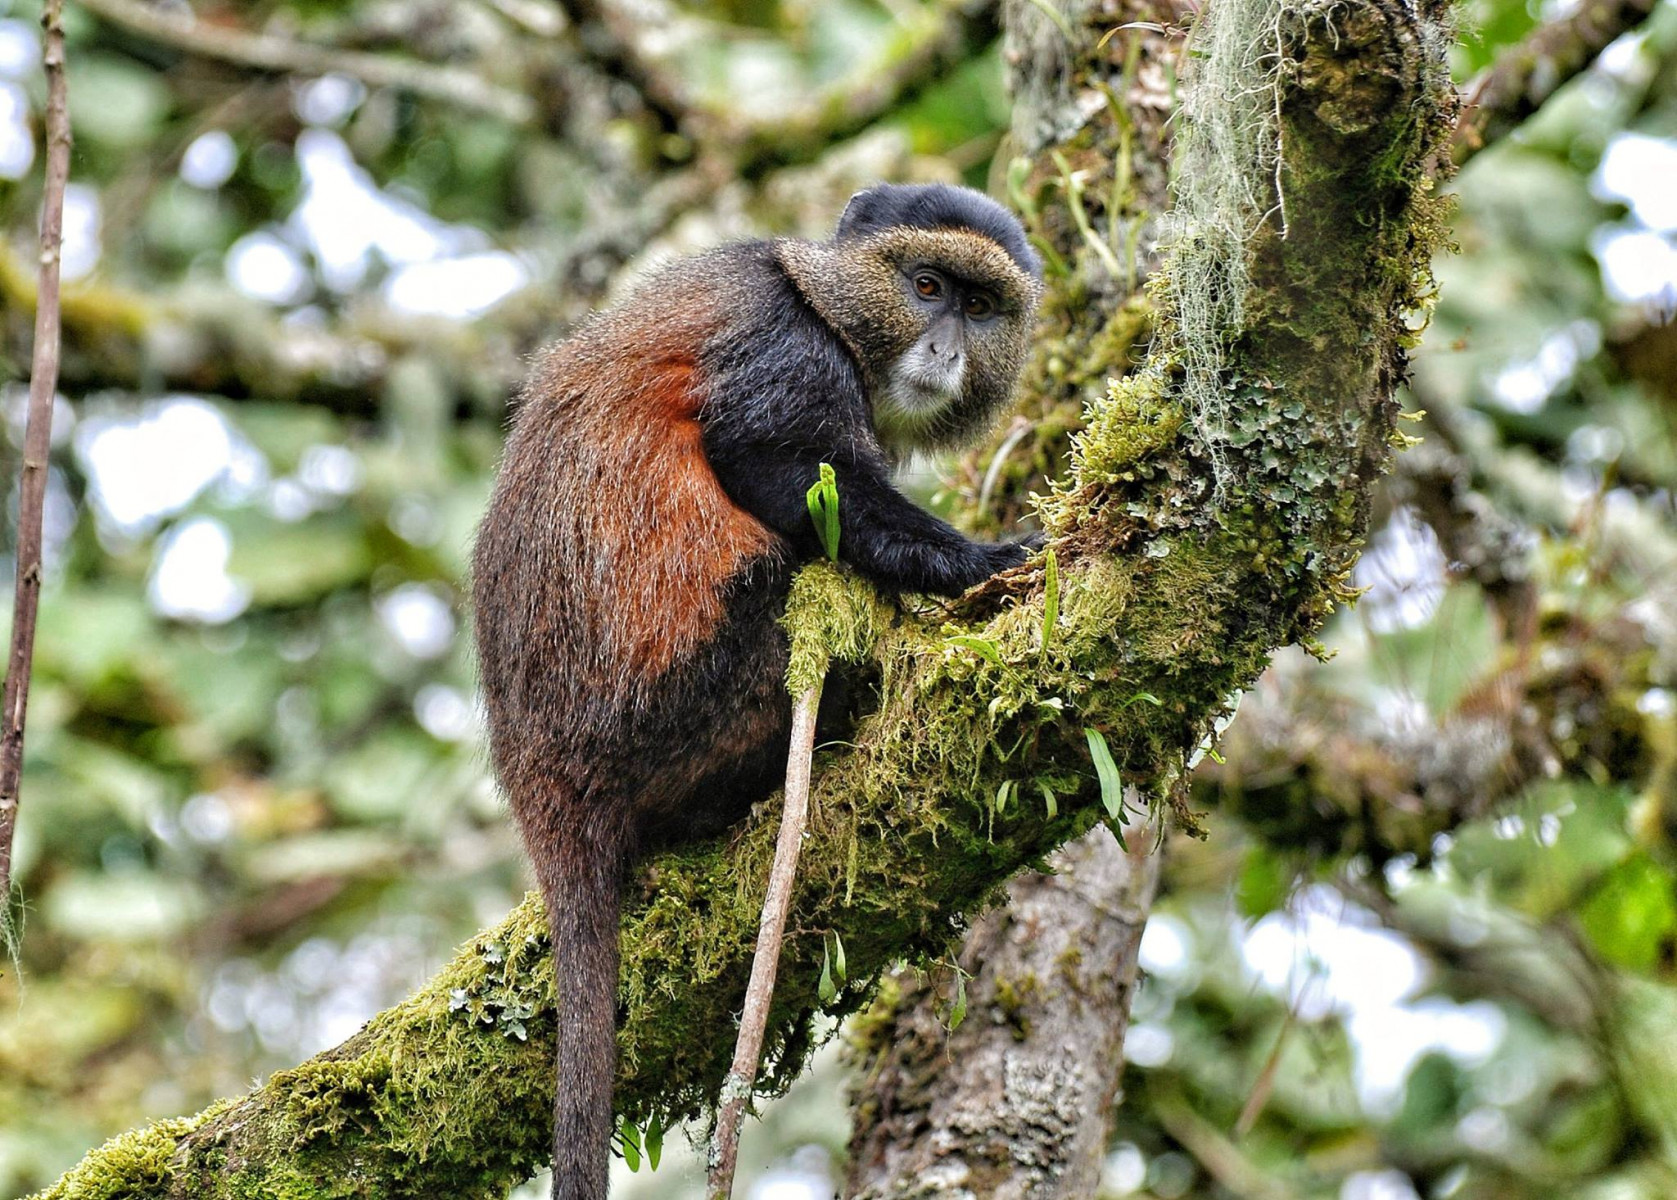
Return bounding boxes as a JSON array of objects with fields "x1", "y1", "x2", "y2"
[
  {"x1": 34, "y1": 0, "x2": 1456, "y2": 1193},
  {"x1": 846, "y1": 827, "x2": 1159, "y2": 1198}
]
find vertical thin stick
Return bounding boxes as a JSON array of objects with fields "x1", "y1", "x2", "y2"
[
  {"x1": 0, "y1": 0, "x2": 71, "y2": 919},
  {"x1": 707, "y1": 679, "x2": 823, "y2": 1199}
]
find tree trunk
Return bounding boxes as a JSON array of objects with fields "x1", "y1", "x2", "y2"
[
  {"x1": 843, "y1": 3, "x2": 1187, "y2": 1191},
  {"x1": 846, "y1": 827, "x2": 1159, "y2": 1198}
]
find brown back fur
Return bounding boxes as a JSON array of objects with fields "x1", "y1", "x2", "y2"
[{"x1": 473, "y1": 259, "x2": 785, "y2": 1200}]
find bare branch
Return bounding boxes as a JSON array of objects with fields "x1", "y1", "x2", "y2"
[
  {"x1": 77, "y1": 0, "x2": 535, "y2": 125},
  {"x1": 1454, "y1": 0, "x2": 1658, "y2": 164},
  {"x1": 709, "y1": 682, "x2": 824, "y2": 1199},
  {"x1": 0, "y1": 0, "x2": 70, "y2": 933}
]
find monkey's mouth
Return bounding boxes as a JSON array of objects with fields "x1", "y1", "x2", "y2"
[{"x1": 888, "y1": 356, "x2": 964, "y2": 413}]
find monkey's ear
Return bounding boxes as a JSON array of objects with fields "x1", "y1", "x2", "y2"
[{"x1": 835, "y1": 187, "x2": 888, "y2": 241}]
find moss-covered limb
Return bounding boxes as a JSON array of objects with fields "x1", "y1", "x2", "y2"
[
  {"x1": 35, "y1": 0, "x2": 1454, "y2": 1195},
  {"x1": 1205, "y1": 423, "x2": 1677, "y2": 864},
  {"x1": 840, "y1": 6, "x2": 1195, "y2": 1192},
  {"x1": 1203, "y1": 581, "x2": 1674, "y2": 863}
]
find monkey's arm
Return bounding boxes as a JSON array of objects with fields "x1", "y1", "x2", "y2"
[
  {"x1": 709, "y1": 441, "x2": 1025, "y2": 595},
  {"x1": 701, "y1": 256, "x2": 1026, "y2": 595}
]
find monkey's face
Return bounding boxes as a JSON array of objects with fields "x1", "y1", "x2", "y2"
[
  {"x1": 858, "y1": 229, "x2": 1040, "y2": 453},
  {"x1": 779, "y1": 225, "x2": 1042, "y2": 454},
  {"x1": 877, "y1": 257, "x2": 1016, "y2": 449}
]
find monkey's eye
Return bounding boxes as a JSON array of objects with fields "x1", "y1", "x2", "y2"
[
  {"x1": 914, "y1": 273, "x2": 943, "y2": 300},
  {"x1": 963, "y1": 293, "x2": 996, "y2": 319}
]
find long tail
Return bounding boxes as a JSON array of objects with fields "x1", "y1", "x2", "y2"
[{"x1": 549, "y1": 819, "x2": 627, "y2": 1200}]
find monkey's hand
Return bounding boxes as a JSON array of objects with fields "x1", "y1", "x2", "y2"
[
  {"x1": 711, "y1": 442, "x2": 1030, "y2": 597},
  {"x1": 980, "y1": 537, "x2": 1032, "y2": 574}
]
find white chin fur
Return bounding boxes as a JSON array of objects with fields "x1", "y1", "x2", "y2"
[
  {"x1": 875, "y1": 347, "x2": 966, "y2": 449},
  {"x1": 884, "y1": 348, "x2": 963, "y2": 413}
]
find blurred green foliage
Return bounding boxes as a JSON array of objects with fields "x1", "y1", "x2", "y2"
[{"x1": 0, "y1": 0, "x2": 1673, "y2": 1196}]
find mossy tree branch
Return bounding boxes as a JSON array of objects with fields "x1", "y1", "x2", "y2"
[{"x1": 34, "y1": 0, "x2": 1455, "y2": 1194}]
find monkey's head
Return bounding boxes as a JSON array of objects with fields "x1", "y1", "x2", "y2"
[{"x1": 778, "y1": 183, "x2": 1043, "y2": 454}]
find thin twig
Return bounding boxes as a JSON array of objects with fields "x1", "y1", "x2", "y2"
[
  {"x1": 0, "y1": 0, "x2": 71, "y2": 939},
  {"x1": 1453, "y1": 0, "x2": 1657, "y2": 165},
  {"x1": 707, "y1": 680, "x2": 823, "y2": 1199},
  {"x1": 483, "y1": 0, "x2": 567, "y2": 38},
  {"x1": 1153, "y1": 1086, "x2": 1293, "y2": 1200},
  {"x1": 77, "y1": 0, "x2": 535, "y2": 125}
]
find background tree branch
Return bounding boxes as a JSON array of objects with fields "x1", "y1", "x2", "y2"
[
  {"x1": 76, "y1": 0, "x2": 537, "y2": 125},
  {"x1": 1453, "y1": 0, "x2": 1658, "y2": 163}
]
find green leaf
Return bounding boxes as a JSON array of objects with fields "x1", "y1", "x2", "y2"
[
  {"x1": 946, "y1": 634, "x2": 1005, "y2": 668},
  {"x1": 618, "y1": 1119, "x2": 642, "y2": 1171},
  {"x1": 1036, "y1": 779, "x2": 1058, "y2": 819},
  {"x1": 1578, "y1": 854, "x2": 1677, "y2": 973},
  {"x1": 1040, "y1": 547, "x2": 1059, "y2": 661},
  {"x1": 1236, "y1": 846, "x2": 1289, "y2": 918},
  {"x1": 818, "y1": 943, "x2": 837, "y2": 1004},
  {"x1": 948, "y1": 972, "x2": 968, "y2": 1031},
  {"x1": 1108, "y1": 818, "x2": 1128, "y2": 852},
  {"x1": 805, "y1": 462, "x2": 841, "y2": 561},
  {"x1": 68, "y1": 56, "x2": 172, "y2": 146},
  {"x1": 646, "y1": 1113, "x2": 663, "y2": 1170},
  {"x1": 833, "y1": 931, "x2": 847, "y2": 986},
  {"x1": 994, "y1": 779, "x2": 1016, "y2": 815},
  {"x1": 223, "y1": 514, "x2": 374, "y2": 606},
  {"x1": 40, "y1": 871, "x2": 207, "y2": 942},
  {"x1": 1085, "y1": 727, "x2": 1123, "y2": 821}
]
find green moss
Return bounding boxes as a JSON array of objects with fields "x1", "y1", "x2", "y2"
[
  {"x1": 845, "y1": 974, "x2": 906, "y2": 1059},
  {"x1": 993, "y1": 972, "x2": 1040, "y2": 1040},
  {"x1": 960, "y1": 294, "x2": 1158, "y2": 538},
  {"x1": 30, "y1": 1110, "x2": 220, "y2": 1200},
  {"x1": 1071, "y1": 367, "x2": 1185, "y2": 490},
  {"x1": 1055, "y1": 945, "x2": 1084, "y2": 988},
  {"x1": 782, "y1": 560, "x2": 890, "y2": 697}
]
